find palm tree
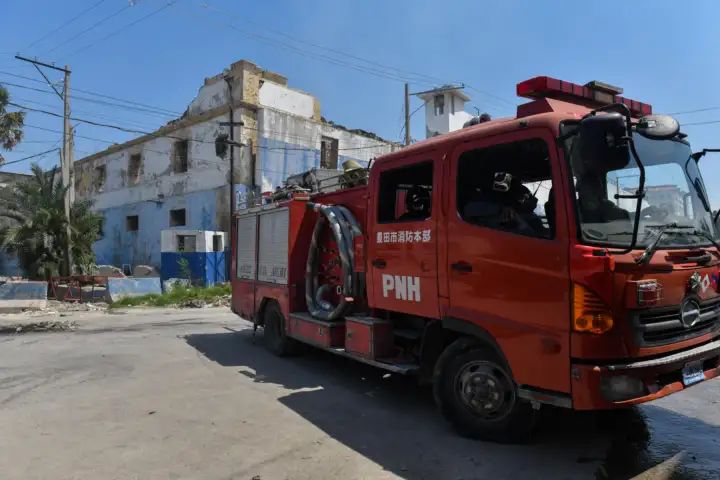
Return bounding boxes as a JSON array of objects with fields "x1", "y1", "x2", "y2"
[
  {"x1": 0, "y1": 164, "x2": 103, "y2": 279},
  {"x1": 0, "y1": 86, "x2": 25, "y2": 164}
]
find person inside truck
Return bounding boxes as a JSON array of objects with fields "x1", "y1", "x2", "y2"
[
  {"x1": 398, "y1": 185, "x2": 431, "y2": 221},
  {"x1": 462, "y1": 171, "x2": 546, "y2": 237},
  {"x1": 575, "y1": 172, "x2": 631, "y2": 224}
]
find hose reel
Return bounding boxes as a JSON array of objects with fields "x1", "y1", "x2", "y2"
[{"x1": 305, "y1": 202, "x2": 363, "y2": 321}]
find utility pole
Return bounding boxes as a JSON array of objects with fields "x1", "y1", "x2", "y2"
[
  {"x1": 15, "y1": 55, "x2": 74, "y2": 274},
  {"x1": 404, "y1": 83, "x2": 411, "y2": 146}
]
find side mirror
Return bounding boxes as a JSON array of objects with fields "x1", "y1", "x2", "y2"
[
  {"x1": 636, "y1": 115, "x2": 679, "y2": 140},
  {"x1": 578, "y1": 112, "x2": 630, "y2": 171}
]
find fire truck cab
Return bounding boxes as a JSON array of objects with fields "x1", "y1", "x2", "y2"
[{"x1": 231, "y1": 77, "x2": 720, "y2": 442}]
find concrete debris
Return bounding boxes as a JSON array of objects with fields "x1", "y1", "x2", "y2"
[
  {"x1": 0, "y1": 318, "x2": 77, "y2": 334},
  {"x1": 132, "y1": 265, "x2": 159, "y2": 277},
  {"x1": 162, "y1": 278, "x2": 191, "y2": 292},
  {"x1": 95, "y1": 265, "x2": 126, "y2": 277}
]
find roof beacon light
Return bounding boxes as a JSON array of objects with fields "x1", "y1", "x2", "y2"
[{"x1": 516, "y1": 76, "x2": 652, "y2": 117}]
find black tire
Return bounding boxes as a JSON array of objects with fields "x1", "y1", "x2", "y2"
[
  {"x1": 262, "y1": 302, "x2": 301, "y2": 356},
  {"x1": 433, "y1": 338, "x2": 536, "y2": 443}
]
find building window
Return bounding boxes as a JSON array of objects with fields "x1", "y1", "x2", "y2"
[
  {"x1": 172, "y1": 139, "x2": 189, "y2": 173},
  {"x1": 126, "y1": 215, "x2": 139, "y2": 232},
  {"x1": 213, "y1": 234, "x2": 223, "y2": 252},
  {"x1": 177, "y1": 234, "x2": 196, "y2": 252},
  {"x1": 128, "y1": 153, "x2": 142, "y2": 184},
  {"x1": 377, "y1": 162, "x2": 433, "y2": 223},
  {"x1": 169, "y1": 208, "x2": 186, "y2": 226},
  {"x1": 320, "y1": 136, "x2": 339, "y2": 169},
  {"x1": 434, "y1": 94, "x2": 445, "y2": 116},
  {"x1": 94, "y1": 165, "x2": 107, "y2": 191}
]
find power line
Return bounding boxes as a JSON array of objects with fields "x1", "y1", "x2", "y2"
[
  {"x1": 0, "y1": 147, "x2": 60, "y2": 167},
  {"x1": 0, "y1": 70, "x2": 181, "y2": 116},
  {"x1": 194, "y1": 2, "x2": 515, "y2": 113},
  {"x1": 12, "y1": 102, "x2": 393, "y2": 153},
  {"x1": 68, "y1": 1, "x2": 179, "y2": 58},
  {"x1": 672, "y1": 107, "x2": 720, "y2": 116},
  {"x1": 43, "y1": 3, "x2": 133, "y2": 56},
  {"x1": 23, "y1": 0, "x2": 109, "y2": 51}
]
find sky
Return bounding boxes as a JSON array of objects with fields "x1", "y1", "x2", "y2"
[{"x1": 2, "y1": 0, "x2": 720, "y2": 203}]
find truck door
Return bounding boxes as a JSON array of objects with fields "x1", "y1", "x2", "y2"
[
  {"x1": 445, "y1": 131, "x2": 571, "y2": 393},
  {"x1": 367, "y1": 156, "x2": 440, "y2": 318}
]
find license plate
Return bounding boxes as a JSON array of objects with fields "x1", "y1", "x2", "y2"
[{"x1": 682, "y1": 361, "x2": 705, "y2": 386}]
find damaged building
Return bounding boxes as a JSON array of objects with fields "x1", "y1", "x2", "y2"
[{"x1": 73, "y1": 59, "x2": 398, "y2": 272}]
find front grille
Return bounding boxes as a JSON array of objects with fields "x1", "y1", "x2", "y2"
[{"x1": 632, "y1": 297, "x2": 720, "y2": 346}]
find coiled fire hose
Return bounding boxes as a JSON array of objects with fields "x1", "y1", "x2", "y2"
[{"x1": 305, "y1": 202, "x2": 363, "y2": 321}]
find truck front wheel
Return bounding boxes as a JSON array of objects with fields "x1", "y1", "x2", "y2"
[
  {"x1": 434, "y1": 340, "x2": 535, "y2": 443},
  {"x1": 262, "y1": 302, "x2": 301, "y2": 356}
]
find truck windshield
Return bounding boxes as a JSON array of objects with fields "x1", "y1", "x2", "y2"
[{"x1": 566, "y1": 131, "x2": 718, "y2": 249}]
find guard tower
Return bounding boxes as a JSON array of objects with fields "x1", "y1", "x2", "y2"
[{"x1": 415, "y1": 85, "x2": 473, "y2": 138}]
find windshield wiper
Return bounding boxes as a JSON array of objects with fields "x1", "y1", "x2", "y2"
[{"x1": 636, "y1": 223, "x2": 694, "y2": 265}]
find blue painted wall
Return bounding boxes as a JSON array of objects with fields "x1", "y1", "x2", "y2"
[
  {"x1": 161, "y1": 251, "x2": 227, "y2": 286},
  {"x1": 0, "y1": 251, "x2": 21, "y2": 277},
  {"x1": 258, "y1": 137, "x2": 368, "y2": 191},
  {"x1": 94, "y1": 188, "x2": 219, "y2": 269}
]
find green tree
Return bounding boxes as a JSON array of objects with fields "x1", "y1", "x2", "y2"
[
  {"x1": 0, "y1": 164, "x2": 104, "y2": 279},
  {"x1": 0, "y1": 85, "x2": 25, "y2": 164}
]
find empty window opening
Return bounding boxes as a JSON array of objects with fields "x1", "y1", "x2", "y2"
[
  {"x1": 320, "y1": 136, "x2": 339, "y2": 169},
  {"x1": 457, "y1": 138, "x2": 554, "y2": 239},
  {"x1": 94, "y1": 165, "x2": 107, "y2": 191},
  {"x1": 177, "y1": 234, "x2": 196, "y2": 252},
  {"x1": 126, "y1": 215, "x2": 139, "y2": 232},
  {"x1": 128, "y1": 153, "x2": 142, "y2": 183},
  {"x1": 434, "y1": 94, "x2": 445, "y2": 116},
  {"x1": 169, "y1": 208, "x2": 187, "y2": 227},
  {"x1": 378, "y1": 162, "x2": 433, "y2": 223},
  {"x1": 172, "y1": 139, "x2": 189, "y2": 173},
  {"x1": 213, "y1": 234, "x2": 223, "y2": 252}
]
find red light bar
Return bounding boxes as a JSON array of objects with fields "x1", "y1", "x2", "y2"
[{"x1": 516, "y1": 76, "x2": 652, "y2": 117}]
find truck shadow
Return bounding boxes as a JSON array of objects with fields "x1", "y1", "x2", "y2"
[{"x1": 185, "y1": 330, "x2": 717, "y2": 480}]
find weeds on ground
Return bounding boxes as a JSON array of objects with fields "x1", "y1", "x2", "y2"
[{"x1": 109, "y1": 283, "x2": 231, "y2": 309}]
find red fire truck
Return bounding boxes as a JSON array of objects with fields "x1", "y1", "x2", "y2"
[{"x1": 231, "y1": 76, "x2": 720, "y2": 442}]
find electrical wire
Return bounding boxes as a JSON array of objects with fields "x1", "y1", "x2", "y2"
[
  {"x1": 0, "y1": 147, "x2": 60, "y2": 167},
  {"x1": 67, "y1": 1, "x2": 179, "y2": 58},
  {"x1": 23, "y1": 0, "x2": 109, "y2": 51},
  {"x1": 10, "y1": 102, "x2": 394, "y2": 153},
  {"x1": 0, "y1": 70, "x2": 182, "y2": 116},
  {"x1": 43, "y1": 3, "x2": 133, "y2": 56}
]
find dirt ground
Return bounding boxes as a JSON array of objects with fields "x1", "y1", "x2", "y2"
[{"x1": 0, "y1": 307, "x2": 718, "y2": 480}]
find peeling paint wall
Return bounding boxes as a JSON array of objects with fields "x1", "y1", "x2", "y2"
[{"x1": 74, "y1": 59, "x2": 397, "y2": 272}]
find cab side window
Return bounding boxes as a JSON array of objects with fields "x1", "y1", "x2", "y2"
[
  {"x1": 457, "y1": 139, "x2": 555, "y2": 239},
  {"x1": 378, "y1": 162, "x2": 433, "y2": 223}
]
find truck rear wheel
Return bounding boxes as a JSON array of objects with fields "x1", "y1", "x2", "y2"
[
  {"x1": 434, "y1": 339, "x2": 535, "y2": 443},
  {"x1": 262, "y1": 302, "x2": 301, "y2": 356}
]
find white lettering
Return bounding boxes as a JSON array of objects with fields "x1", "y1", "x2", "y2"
[
  {"x1": 381, "y1": 274, "x2": 421, "y2": 302},
  {"x1": 394, "y1": 275, "x2": 407, "y2": 300},
  {"x1": 407, "y1": 276, "x2": 421, "y2": 302},
  {"x1": 382, "y1": 274, "x2": 394, "y2": 298},
  {"x1": 376, "y1": 231, "x2": 383, "y2": 244}
]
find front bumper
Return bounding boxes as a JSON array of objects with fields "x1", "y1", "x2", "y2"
[{"x1": 571, "y1": 339, "x2": 720, "y2": 410}]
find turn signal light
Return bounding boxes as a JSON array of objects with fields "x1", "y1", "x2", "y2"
[{"x1": 573, "y1": 284, "x2": 614, "y2": 334}]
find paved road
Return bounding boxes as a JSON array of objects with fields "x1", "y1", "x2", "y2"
[{"x1": 0, "y1": 308, "x2": 718, "y2": 480}]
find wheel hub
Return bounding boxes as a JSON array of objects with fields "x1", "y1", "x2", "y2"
[{"x1": 456, "y1": 360, "x2": 514, "y2": 420}]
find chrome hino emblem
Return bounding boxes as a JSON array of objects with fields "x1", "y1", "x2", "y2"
[
  {"x1": 688, "y1": 272, "x2": 702, "y2": 294},
  {"x1": 680, "y1": 298, "x2": 701, "y2": 328}
]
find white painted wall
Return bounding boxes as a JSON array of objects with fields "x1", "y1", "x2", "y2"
[
  {"x1": 76, "y1": 111, "x2": 237, "y2": 210},
  {"x1": 187, "y1": 79, "x2": 229, "y2": 117},
  {"x1": 423, "y1": 91, "x2": 473, "y2": 137},
  {"x1": 161, "y1": 229, "x2": 227, "y2": 252},
  {"x1": 259, "y1": 82, "x2": 314, "y2": 119}
]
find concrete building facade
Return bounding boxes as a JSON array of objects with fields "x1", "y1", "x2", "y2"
[
  {"x1": 74, "y1": 60, "x2": 397, "y2": 271},
  {"x1": 416, "y1": 85, "x2": 473, "y2": 138}
]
